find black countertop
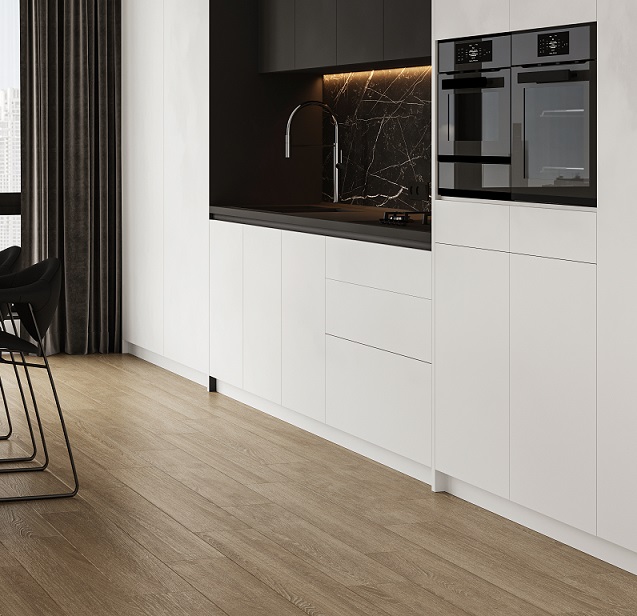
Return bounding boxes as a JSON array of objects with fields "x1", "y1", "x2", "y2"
[{"x1": 209, "y1": 203, "x2": 431, "y2": 250}]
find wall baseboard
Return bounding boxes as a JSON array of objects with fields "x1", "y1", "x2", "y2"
[
  {"x1": 217, "y1": 380, "x2": 637, "y2": 576},
  {"x1": 124, "y1": 341, "x2": 208, "y2": 387},
  {"x1": 216, "y1": 381, "x2": 432, "y2": 486},
  {"x1": 437, "y1": 473, "x2": 637, "y2": 576}
]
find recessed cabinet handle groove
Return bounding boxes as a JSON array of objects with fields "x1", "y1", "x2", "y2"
[{"x1": 517, "y1": 69, "x2": 590, "y2": 84}]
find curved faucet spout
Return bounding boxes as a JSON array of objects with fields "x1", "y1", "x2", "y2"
[{"x1": 285, "y1": 100, "x2": 341, "y2": 203}]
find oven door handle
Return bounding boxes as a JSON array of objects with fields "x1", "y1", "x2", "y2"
[
  {"x1": 517, "y1": 69, "x2": 590, "y2": 84},
  {"x1": 441, "y1": 76, "x2": 506, "y2": 90}
]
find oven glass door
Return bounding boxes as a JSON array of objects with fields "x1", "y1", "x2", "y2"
[
  {"x1": 512, "y1": 62, "x2": 596, "y2": 206},
  {"x1": 438, "y1": 69, "x2": 511, "y2": 158}
]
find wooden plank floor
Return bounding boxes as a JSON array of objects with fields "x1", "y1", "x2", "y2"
[{"x1": 0, "y1": 353, "x2": 633, "y2": 615}]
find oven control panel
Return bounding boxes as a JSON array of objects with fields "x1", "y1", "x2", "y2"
[
  {"x1": 456, "y1": 40, "x2": 493, "y2": 65},
  {"x1": 538, "y1": 31, "x2": 570, "y2": 57}
]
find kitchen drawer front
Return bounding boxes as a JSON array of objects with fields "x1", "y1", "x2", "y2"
[
  {"x1": 326, "y1": 335, "x2": 432, "y2": 465},
  {"x1": 326, "y1": 279, "x2": 431, "y2": 362},
  {"x1": 510, "y1": 206, "x2": 597, "y2": 263},
  {"x1": 434, "y1": 199, "x2": 509, "y2": 251},
  {"x1": 326, "y1": 237, "x2": 431, "y2": 298}
]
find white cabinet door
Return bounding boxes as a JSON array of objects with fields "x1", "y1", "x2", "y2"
[
  {"x1": 510, "y1": 0, "x2": 596, "y2": 31},
  {"x1": 433, "y1": 0, "x2": 509, "y2": 41},
  {"x1": 598, "y1": 0, "x2": 637, "y2": 555},
  {"x1": 326, "y1": 336, "x2": 432, "y2": 465},
  {"x1": 162, "y1": 0, "x2": 210, "y2": 374},
  {"x1": 282, "y1": 231, "x2": 326, "y2": 422},
  {"x1": 122, "y1": 0, "x2": 164, "y2": 355},
  {"x1": 326, "y1": 280, "x2": 431, "y2": 362},
  {"x1": 326, "y1": 237, "x2": 431, "y2": 299},
  {"x1": 509, "y1": 255, "x2": 596, "y2": 534},
  {"x1": 434, "y1": 243, "x2": 510, "y2": 498},
  {"x1": 243, "y1": 226, "x2": 282, "y2": 404},
  {"x1": 209, "y1": 221, "x2": 243, "y2": 388}
]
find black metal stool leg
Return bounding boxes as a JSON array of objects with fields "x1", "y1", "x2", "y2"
[
  {"x1": 0, "y1": 378, "x2": 13, "y2": 440},
  {"x1": 0, "y1": 304, "x2": 78, "y2": 501}
]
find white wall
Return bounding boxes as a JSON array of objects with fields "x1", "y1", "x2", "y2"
[{"x1": 122, "y1": 0, "x2": 210, "y2": 384}]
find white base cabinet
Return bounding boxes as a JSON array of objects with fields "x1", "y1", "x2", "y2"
[
  {"x1": 243, "y1": 226, "x2": 282, "y2": 404},
  {"x1": 210, "y1": 223, "x2": 432, "y2": 467},
  {"x1": 209, "y1": 221, "x2": 243, "y2": 388},
  {"x1": 434, "y1": 243, "x2": 510, "y2": 498},
  {"x1": 282, "y1": 231, "x2": 326, "y2": 422},
  {"x1": 509, "y1": 254, "x2": 597, "y2": 534},
  {"x1": 326, "y1": 335, "x2": 432, "y2": 466}
]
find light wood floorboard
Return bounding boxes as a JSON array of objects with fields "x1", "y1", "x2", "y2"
[{"x1": 0, "y1": 353, "x2": 632, "y2": 615}]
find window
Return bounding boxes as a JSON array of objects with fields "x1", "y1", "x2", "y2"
[{"x1": 0, "y1": 0, "x2": 20, "y2": 249}]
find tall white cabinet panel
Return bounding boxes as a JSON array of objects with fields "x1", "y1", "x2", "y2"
[
  {"x1": 282, "y1": 231, "x2": 326, "y2": 422},
  {"x1": 326, "y1": 336, "x2": 432, "y2": 465},
  {"x1": 122, "y1": 0, "x2": 164, "y2": 355},
  {"x1": 597, "y1": 0, "x2": 637, "y2": 553},
  {"x1": 510, "y1": 0, "x2": 596, "y2": 31},
  {"x1": 209, "y1": 221, "x2": 243, "y2": 388},
  {"x1": 510, "y1": 255, "x2": 596, "y2": 534},
  {"x1": 433, "y1": 0, "x2": 509, "y2": 41},
  {"x1": 243, "y1": 226, "x2": 282, "y2": 404},
  {"x1": 434, "y1": 243, "x2": 510, "y2": 498},
  {"x1": 163, "y1": 0, "x2": 210, "y2": 373}
]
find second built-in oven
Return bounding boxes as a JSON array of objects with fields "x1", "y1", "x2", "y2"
[
  {"x1": 438, "y1": 34, "x2": 512, "y2": 200},
  {"x1": 511, "y1": 24, "x2": 596, "y2": 206}
]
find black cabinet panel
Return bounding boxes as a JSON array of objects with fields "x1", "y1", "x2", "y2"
[
  {"x1": 295, "y1": 0, "x2": 337, "y2": 69},
  {"x1": 384, "y1": 0, "x2": 431, "y2": 62},
  {"x1": 337, "y1": 0, "x2": 383, "y2": 66},
  {"x1": 259, "y1": 0, "x2": 295, "y2": 72}
]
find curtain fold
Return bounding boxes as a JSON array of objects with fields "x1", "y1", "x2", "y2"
[{"x1": 20, "y1": 0, "x2": 121, "y2": 354}]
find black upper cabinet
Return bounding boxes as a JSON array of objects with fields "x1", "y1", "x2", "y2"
[
  {"x1": 295, "y1": 0, "x2": 337, "y2": 70},
  {"x1": 259, "y1": 0, "x2": 295, "y2": 72},
  {"x1": 337, "y1": 0, "x2": 383, "y2": 66},
  {"x1": 259, "y1": 0, "x2": 431, "y2": 72},
  {"x1": 384, "y1": 0, "x2": 431, "y2": 62}
]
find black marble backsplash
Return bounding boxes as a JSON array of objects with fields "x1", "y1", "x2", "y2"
[{"x1": 322, "y1": 66, "x2": 432, "y2": 212}]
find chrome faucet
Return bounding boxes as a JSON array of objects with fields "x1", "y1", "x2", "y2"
[{"x1": 285, "y1": 101, "x2": 341, "y2": 203}]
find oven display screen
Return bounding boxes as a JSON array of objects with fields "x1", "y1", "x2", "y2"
[
  {"x1": 538, "y1": 31, "x2": 569, "y2": 57},
  {"x1": 456, "y1": 40, "x2": 493, "y2": 65}
]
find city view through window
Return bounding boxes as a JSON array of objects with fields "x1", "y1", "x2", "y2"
[{"x1": 0, "y1": 0, "x2": 20, "y2": 250}]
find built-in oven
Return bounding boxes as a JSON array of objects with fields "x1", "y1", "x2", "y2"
[
  {"x1": 438, "y1": 34, "x2": 512, "y2": 200},
  {"x1": 511, "y1": 24, "x2": 596, "y2": 206}
]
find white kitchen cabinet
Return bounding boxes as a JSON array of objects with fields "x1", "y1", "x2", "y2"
[
  {"x1": 122, "y1": 0, "x2": 165, "y2": 355},
  {"x1": 509, "y1": 254, "x2": 596, "y2": 534},
  {"x1": 433, "y1": 0, "x2": 509, "y2": 41},
  {"x1": 326, "y1": 237, "x2": 431, "y2": 299},
  {"x1": 434, "y1": 199, "x2": 509, "y2": 252},
  {"x1": 209, "y1": 221, "x2": 243, "y2": 388},
  {"x1": 510, "y1": 0, "x2": 596, "y2": 31},
  {"x1": 597, "y1": 0, "x2": 637, "y2": 554},
  {"x1": 243, "y1": 225, "x2": 282, "y2": 404},
  {"x1": 326, "y1": 335, "x2": 432, "y2": 465},
  {"x1": 163, "y1": 0, "x2": 210, "y2": 374},
  {"x1": 509, "y1": 205, "x2": 597, "y2": 263},
  {"x1": 326, "y1": 279, "x2": 431, "y2": 362},
  {"x1": 282, "y1": 231, "x2": 326, "y2": 422},
  {"x1": 434, "y1": 243, "x2": 510, "y2": 498}
]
